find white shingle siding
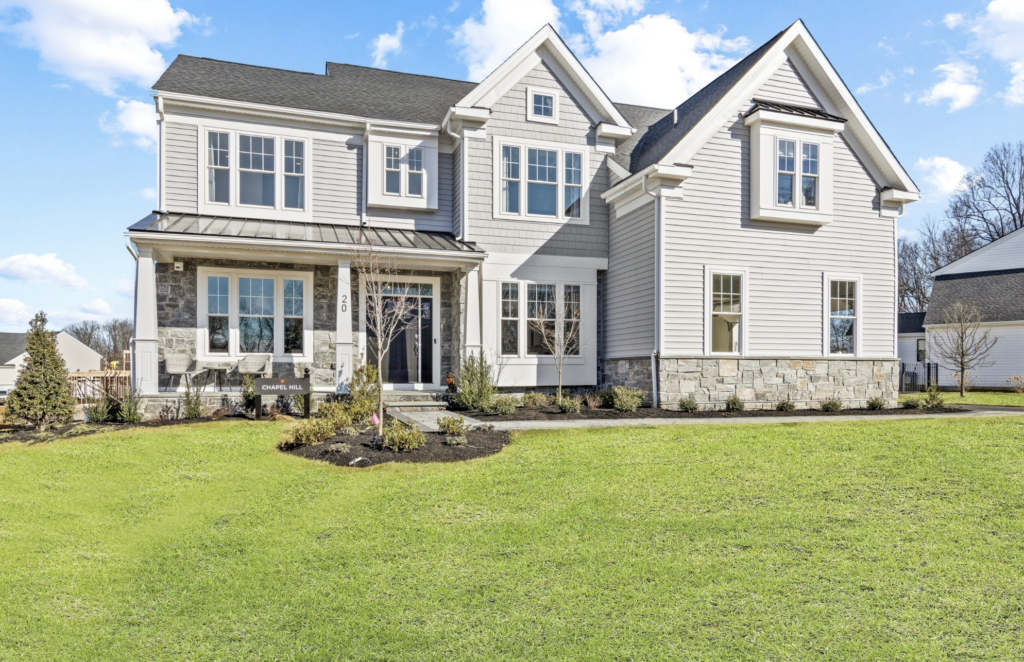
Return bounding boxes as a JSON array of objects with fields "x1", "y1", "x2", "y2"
[
  {"x1": 312, "y1": 137, "x2": 361, "y2": 225},
  {"x1": 658, "y1": 65, "x2": 896, "y2": 358},
  {"x1": 605, "y1": 200, "x2": 656, "y2": 358},
  {"x1": 164, "y1": 122, "x2": 198, "y2": 213}
]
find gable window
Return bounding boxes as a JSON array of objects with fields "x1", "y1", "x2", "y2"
[
  {"x1": 239, "y1": 135, "x2": 275, "y2": 207},
  {"x1": 501, "y1": 146, "x2": 521, "y2": 214},
  {"x1": 526, "y1": 86, "x2": 560, "y2": 124},
  {"x1": 916, "y1": 338, "x2": 926, "y2": 363},
  {"x1": 207, "y1": 276, "x2": 229, "y2": 353},
  {"x1": 829, "y1": 280, "x2": 856, "y2": 355},
  {"x1": 527, "y1": 283, "x2": 556, "y2": 355},
  {"x1": 239, "y1": 277, "x2": 275, "y2": 354},
  {"x1": 283, "y1": 140, "x2": 304, "y2": 210},
  {"x1": 407, "y1": 148, "x2": 424, "y2": 197},
  {"x1": 527, "y1": 148, "x2": 558, "y2": 216},
  {"x1": 384, "y1": 146, "x2": 401, "y2": 195},
  {"x1": 207, "y1": 132, "x2": 230, "y2": 204},
  {"x1": 564, "y1": 153, "x2": 582, "y2": 219},
  {"x1": 802, "y1": 143, "x2": 818, "y2": 207},
  {"x1": 776, "y1": 139, "x2": 795, "y2": 206},
  {"x1": 283, "y1": 279, "x2": 304, "y2": 354},
  {"x1": 533, "y1": 93, "x2": 554, "y2": 118},
  {"x1": 501, "y1": 283, "x2": 519, "y2": 356},
  {"x1": 710, "y1": 273, "x2": 742, "y2": 354}
]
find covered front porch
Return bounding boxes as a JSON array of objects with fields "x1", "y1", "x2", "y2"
[{"x1": 127, "y1": 213, "x2": 486, "y2": 402}]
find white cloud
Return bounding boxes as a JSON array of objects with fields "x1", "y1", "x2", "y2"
[
  {"x1": 903, "y1": 66, "x2": 915, "y2": 75},
  {"x1": 453, "y1": 0, "x2": 562, "y2": 81},
  {"x1": 0, "y1": 253, "x2": 88, "y2": 289},
  {"x1": 0, "y1": 0, "x2": 198, "y2": 96},
  {"x1": 918, "y1": 62, "x2": 981, "y2": 111},
  {"x1": 970, "y1": 0, "x2": 1024, "y2": 105},
  {"x1": 0, "y1": 299, "x2": 31, "y2": 328},
  {"x1": 344, "y1": 32, "x2": 359, "y2": 40},
  {"x1": 943, "y1": 13, "x2": 964, "y2": 28},
  {"x1": 580, "y1": 14, "x2": 749, "y2": 108},
  {"x1": 371, "y1": 21, "x2": 404, "y2": 68},
  {"x1": 570, "y1": 0, "x2": 645, "y2": 39},
  {"x1": 81, "y1": 298, "x2": 113, "y2": 316},
  {"x1": 99, "y1": 99, "x2": 158, "y2": 150},
  {"x1": 448, "y1": 0, "x2": 459, "y2": 11},
  {"x1": 916, "y1": 156, "x2": 968, "y2": 195},
  {"x1": 141, "y1": 187, "x2": 157, "y2": 200},
  {"x1": 877, "y1": 39, "x2": 898, "y2": 55},
  {"x1": 117, "y1": 279, "x2": 135, "y2": 298},
  {"x1": 856, "y1": 71, "x2": 893, "y2": 94}
]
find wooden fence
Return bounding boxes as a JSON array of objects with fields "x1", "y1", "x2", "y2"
[{"x1": 69, "y1": 371, "x2": 131, "y2": 404}]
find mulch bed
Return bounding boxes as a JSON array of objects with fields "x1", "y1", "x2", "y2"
[
  {"x1": 287, "y1": 427, "x2": 510, "y2": 467},
  {"x1": 456, "y1": 404, "x2": 966, "y2": 421}
]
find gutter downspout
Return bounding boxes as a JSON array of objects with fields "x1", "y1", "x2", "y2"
[
  {"x1": 892, "y1": 200, "x2": 905, "y2": 362},
  {"x1": 642, "y1": 173, "x2": 661, "y2": 408},
  {"x1": 443, "y1": 111, "x2": 469, "y2": 242}
]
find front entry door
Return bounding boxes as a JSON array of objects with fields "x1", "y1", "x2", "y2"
[{"x1": 367, "y1": 284, "x2": 435, "y2": 385}]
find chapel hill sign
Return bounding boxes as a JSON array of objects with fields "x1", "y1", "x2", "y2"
[{"x1": 254, "y1": 376, "x2": 312, "y2": 419}]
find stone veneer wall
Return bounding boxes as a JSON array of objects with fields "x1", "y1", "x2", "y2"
[{"x1": 599, "y1": 357, "x2": 654, "y2": 404}]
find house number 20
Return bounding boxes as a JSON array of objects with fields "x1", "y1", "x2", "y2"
[{"x1": 339, "y1": 294, "x2": 348, "y2": 313}]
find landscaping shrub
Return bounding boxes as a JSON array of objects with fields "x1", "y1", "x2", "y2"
[
  {"x1": 83, "y1": 395, "x2": 115, "y2": 423},
  {"x1": 923, "y1": 384, "x2": 946, "y2": 410},
  {"x1": 820, "y1": 396, "x2": 843, "y2": 412},
  {"x1": 118, "y1": 388, "x2": 144, "y2": 424},
  {"x1": 582, "y1": 391, "x2": 603, "y2": 409},
  {"x1": 328, "y1": 442, "x2": 351, "y2": 453},
  {"x1": 724, "y1": 394, "x2": 745, "y2": 412},
  {"x1": 317, "y1": 401, "x2": 353, "y2": 430},
  {"x1": 521, "y1": 392, "x2": 551, "y2": 408},
  {"x1": 611, "y1": 385, "x2": 645, "y2": 413},
  {"x1": 3, "y1": 312, "x2": 74, "y2": 431},
  {"x1": 240, "y1": 374, "x2": 257, "y2": 414},
  {"x1": 380, "y1": 419, "x2": 425, "y2": 452},
  {"x1": 485, "y1": 395, "x2": 519, "y2": 415},
  {"x1": 1006, "y1": 375, "x2": 1024, "y2": 394},
  {"x1": 347, "y1": 364, "x2": 379, "y2": 424},
  {"x1": 678, "y1": 395, "x2": 700, "y2": 413},
  {"x1": 437, "y1": 414, "x2": 470, "y2": 446},
  {"x1": 336, "y1": 426, "x2": 359, "y2": 437},
  {"x1": 775, "y1": 396, "x2": 795, "y2": 412},
  {"x1": 557, "y1": 395, "x2": 582, "y2": 414},
  {"x1": 286, "y1": 416, "x2": 335, "y2": 449},
  {"x1": 866, "y1": 396, "x2": 887, "y2": 410},
  {"x1": 598, "y1": 389, "x2": 615, "y2": 408},
  {"x1": 182, "y1": 379, "x2": 204, "y2": 420},
  {"x1": 452, "y1": 352, "x2": 495, "y2": 410},
  {"x1": 902, "y1": 397, "x2": 922, "y2": 409}
]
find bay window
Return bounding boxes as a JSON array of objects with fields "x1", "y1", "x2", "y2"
[
  {"x1": 407, "y1": 148, "x2": 423, "y2": 197},
  {"x1": 829, "y1": 279, "x2": 856, "y2": 355},
  {"x1": 710, "y1": 272, "x2": 742, "y2": 354},
  {"x1": 284, "y1": 140, "x2": 305, "y2": 210},
  {"x1": 528, "y1": 148, "x2": 558, "y2": 216},
  {"x1": 207, "y1": 132, "x2": 230, "y2": 204},
  {"x1": 239, "y1": 135, "x2": 275, "y2": 207},
  {"x1": 501, "y1": 282, "x2": 519, "y2": 355},
  {"x1": 495, "y1": 139, "x2": 587, "y2": 223}
]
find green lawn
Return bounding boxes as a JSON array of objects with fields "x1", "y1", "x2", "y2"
[
  {"x1": 900, "y1": 390, "x2": 1024, "y2": 407},
  {"x1": 2, "y1": 419, "x2": 1024, "y2": 661}
]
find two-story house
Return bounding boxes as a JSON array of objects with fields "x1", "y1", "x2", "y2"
[{"x1": 128, "y1": 20, "x2": 919, "y2": 417}]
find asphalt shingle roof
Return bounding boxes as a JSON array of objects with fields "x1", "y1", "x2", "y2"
[
  {"x1": 610, "y1": 103, "x2": 671, "y2": 171},
  {"x1": 924, "y1": 268, "x2": 1024, "y2": 326},
  {"x1": 0, "y1": 333, "x2": 27, "y2": 365},
  {"x1": 898, "y1": 312, "x2": 926, "y2": 334}
]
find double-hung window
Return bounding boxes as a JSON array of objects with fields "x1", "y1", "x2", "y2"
[
  {"x1": 385, "y1": 146, "x2": 401, "y2": 194},
  {"x1": 777, "y1": 139, "x2": 796, "y2": 206},
  {"x1": 207, "y1": 132, "x2": 230, "y2": 204},
  {"x1": 207, "y1": 276, "x2": 230, "y2": 353},
  {"x1": 284, "y1": 140, "x2": 304, "y2": 210},
  {"x1": 711, "y1": 273, "x2": 742, "y2": 353},
  {"x1": 527, "y1": 148, "x2": 558, "y2": 217},
  {"x1": 238, "y1": 278, "x2": 275, "y2": 354},
  {"x1": 239, "y1": 135, "x2": 275, "y2": 207},
  {"x1": 526, "y1": 283, "x2": 556, "y2": 355},
  {"x1": 916, "y1": 338, "x2": 926, "y2": 363},
  {"x1": 501, "y1": 283, "x2": 519, "y2": 356},
  {"x1": 283, "y1": 279, "x2": 304, "y2": 354},
  {"x1": 407, "y1": 148, "x2": 423, "y2": 197},
  {"x1": 501, "y1": 146, "x2": 521, "y2": 214},
  {"x1": 829, "y1": 280, "x2": 856, "y2": 355},
  {"x1": 801, "y1": 143, "x2": 818, "y2": 207},
  {"x1": 563, "y1": 284, "x2": 581, "y2": 356},
  {"x1": 564, "y1": 153, "x2": 582, "y2": 219}
]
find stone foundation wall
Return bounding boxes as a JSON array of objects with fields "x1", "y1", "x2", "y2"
[
  {"x1": 599, "y1": 357, "x2": 654, "y2": 403},
  {"x1": 658, "y1": 358, "x2": 899, "y2": 410},
  {"x1": 140, "y1": 393, "x2": 334, "y2": 421}
]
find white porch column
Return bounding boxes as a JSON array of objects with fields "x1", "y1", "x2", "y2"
[
  {"x1": 464, "y1": 265, "x2": 483, "y2": 359},
  {"x1": 335, "y1": 259, "x2": 354, "y2": 393},
  {"x1": 132, "y1": 247, "x2": 160, "y2": 395}
]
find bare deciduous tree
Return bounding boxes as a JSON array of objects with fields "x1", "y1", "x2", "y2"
[
  {"x1": 948, "y1": 141, "x2": 1024, "y2": 243},
  {"x1": 929, "y1": 301, "x2": 997, "y2": 397},
  {"x1": 898, "y1": 240, "x2": 930, "y2": 313},
  {"x1": 527, "y1": 285, "x2": 585, "y2": 401},
  {"x1": 354, "y1": 234, "x2": 419, "y2": 438},
  {"x1": 63, "y1": 321, "x2": 105, "y2": 354},
  {"x1": 63, "y1": 318, "x2": 135, "y2": 365}
]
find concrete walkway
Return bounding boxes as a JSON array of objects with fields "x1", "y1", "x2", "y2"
[{"x1": 391, "y1": 405, "x2": 1024, "y2": 432}]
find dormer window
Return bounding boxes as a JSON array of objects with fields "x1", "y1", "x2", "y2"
[
  {"x1": 776, "y1": 139, "x2": 795, "y2": 206},
  {"x1": 366, "y1": 135, "x2": 438, "y2": 211},
  {"x1": 526, "y1": 86, "x2": 560, "y2": 124},
  {"x1": 802, "y1": 143, "x2": 818, "y2": 207},
  {"x1": 385, "y1": 146, "x2": 401, "y2": 194},
  {"x1": 407, "y1": 148, "x2": 423, "y2": 197}
]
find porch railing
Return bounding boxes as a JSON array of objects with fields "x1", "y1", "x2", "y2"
[{"x1": 69, "y1": 371, "x2": 131, "y2": 404}]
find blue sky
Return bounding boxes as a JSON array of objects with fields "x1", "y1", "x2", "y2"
[{"x1": 0, "y1": 0, "x2": 1021, "y2": 332}]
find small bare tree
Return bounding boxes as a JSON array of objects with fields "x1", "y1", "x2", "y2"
[
  {"x1": 527, "y1": 286, "x2": 585, "y2": 401},
  {"x1": 929, "y1": 301, "x2": 998, "y2": 397},
  {"x1": 354, "y1": 233, "x2": 419, "y2": 438}
]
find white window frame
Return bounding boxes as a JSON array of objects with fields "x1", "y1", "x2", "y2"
[
  {"x1": 492, "y1": 137, "x2": 590, "y2": 225},
  {"x1": 384, "y1": 144, "x2": 402, "y2": 196},
  {"x1": 822, "y1": 273, "x2": 862, "y2": 357},
  {"x1": 774, "y1": 135, "x2": 823, "y2": 212},
  {"x1": 497, "y1": 279, "x2": 585, "y2": 363},
  {"x1": 206, "y1": 131, "x2": 231, "y2": 206},
  {"x1": 500, "y1": 145, "x2": 521, "y2": 215},
  {"x1": 703, "y1": 266, "x2": 749, "y2": 356},
  {"x1": 197, "y1": 125, "x2": 312, "y2": 222},
  {"x1": 775, "y1": 137, "x2": 796, "y2": 208},
  {"x1": 283, "y1": 138, "x2": 306, "y2": 211},
  {"x1": 407, "y1": 147, "x2": 425, "y2": 198},
  {"x1": 500, "y1": 281, "x2": 520, "y2": 357},
  {"x1": 801, "y1": 142, "x2": 819, "y2": 209},
  {"x1": 526, "y1": 85, "x2": 560, "y2": 125},
  {"x1": 196, "y1": 267, "x2": 313, "y2": 362}
]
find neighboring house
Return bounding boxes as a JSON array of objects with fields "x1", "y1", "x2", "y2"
[
  {"x1": 0, "y1": 332, "x2": 103, "y2": 396},
  {"x1": 128, "y1": 20, "x2": 919, "y2": 416},
  {"x1": 897, "y1": 312, "x2": 927, "y2": 366},
  {"x1": 924, "y1": 226, "x2": 1024, "y2": 388}
]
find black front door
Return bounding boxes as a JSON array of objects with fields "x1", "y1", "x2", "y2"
[{"x1": 367, "y1": 287, "x2": 434, "y2": 384}]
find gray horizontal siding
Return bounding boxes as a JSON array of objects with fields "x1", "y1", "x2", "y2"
[
  {"x1": 755, "y1": 59, "x2": 820, "y2": 107},
  {"x1": 312, "y1": 137, "x2": 362, "y2": 225},
  {"x1": 164, "y1": 122, "x2": 198, "y2": 213},
  {"x1": 605, "y1": 201, "x2": 656, "y2": 358}
]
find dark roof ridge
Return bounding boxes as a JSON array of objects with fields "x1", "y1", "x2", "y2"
[
  {"x1": 325, "y1": 61, "x2": 476, "y2": 87},
  {"x1": 935, "y1": 266, "x2": 1024, "y2": 281},
  {"x1": 168, "y1": 54, "x2": 322, "y2": 78}
]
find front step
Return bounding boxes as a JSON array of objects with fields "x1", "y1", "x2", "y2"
[{"x1": 383, "y1": 391, "x2": 449, "y2": 410}]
